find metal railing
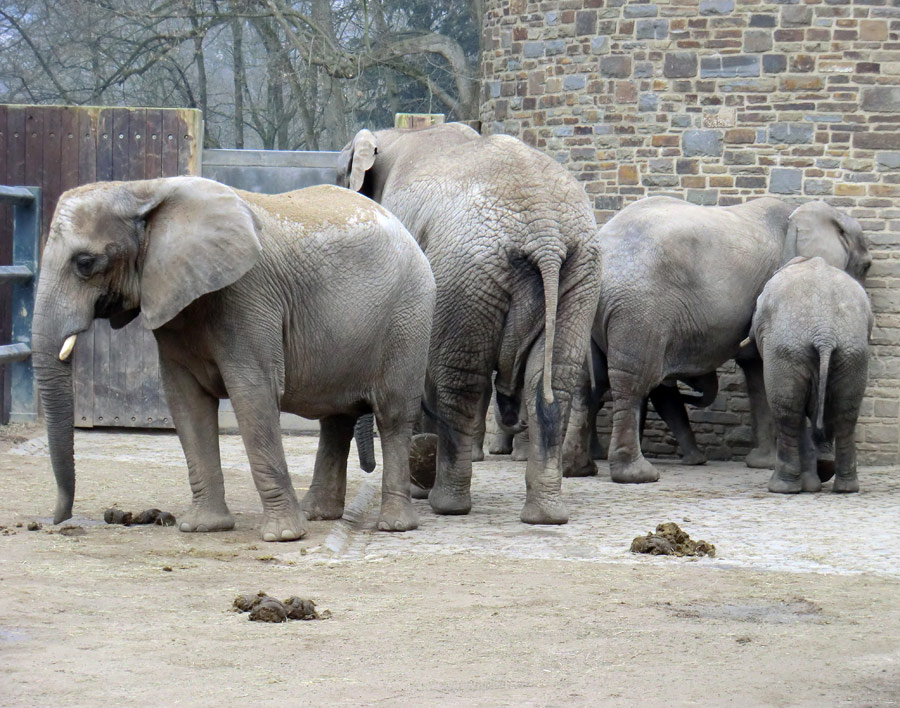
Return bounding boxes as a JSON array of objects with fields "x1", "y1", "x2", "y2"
[{"x1": 0, "y1": 185, "x2": 41, "y2": 422}]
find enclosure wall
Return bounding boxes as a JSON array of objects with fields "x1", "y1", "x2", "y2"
[{"x1": 480, "y1": 0, "x2": 900, "y2": 464}]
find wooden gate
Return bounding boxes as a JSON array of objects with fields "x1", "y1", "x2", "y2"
[{"x1": 0, "y1": 105, "x2": 202, "y2": 427}]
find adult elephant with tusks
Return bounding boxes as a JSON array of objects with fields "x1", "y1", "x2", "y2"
[
  {"x1": 562, "y1": 197, "x2": 871, "y2": 485},
  {"x1": 338, "y1": 123, "x2": 602, "y2": 524},
  {"x1": 32, "y1": 177, "x2": 435, "y2": 540}
]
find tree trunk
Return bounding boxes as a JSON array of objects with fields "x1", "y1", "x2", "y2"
[{"x1": 231, "y1": 17, "x2": 245, "y2": 149}]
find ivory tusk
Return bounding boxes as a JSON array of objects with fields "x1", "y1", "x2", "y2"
[
  {"x1": 739, "y1": 337, "x2": 751, "y2": 349},
  {"x1": 59, "y1": 334, "x2": 77, "y2": 361}
]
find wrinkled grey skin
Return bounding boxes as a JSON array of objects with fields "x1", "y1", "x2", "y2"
[
  {"x1": 32, "y1": 177, "x2": 434, "y2": 540},
  {"x1": 338, "y1": 123, "x2": 602, "y2": 524},
  {"x1": 748, "y1": 256, "x2": 873, "y2": 494},
  {"x1": 564, "y1": 197, "x2": 871, "y2": 484}
]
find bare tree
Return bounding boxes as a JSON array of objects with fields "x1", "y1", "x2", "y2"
[{"x1": 0, "y1": 0, "x2": 483, "y2": 150}]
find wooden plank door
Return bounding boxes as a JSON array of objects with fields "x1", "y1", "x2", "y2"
[{"x1": 0, "y1": 104, "x2": 202, "y2": 428}]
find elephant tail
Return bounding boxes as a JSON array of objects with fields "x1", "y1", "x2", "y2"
[
  {"x1": 354, "y1": 413, "x2": 377, "y2": 473},
  {"x1": 813, "y1": 345, "x2": 832, "y2": 444},
  {"x1": 536, "y1": 251, "x2": 563, "y2": 405}
]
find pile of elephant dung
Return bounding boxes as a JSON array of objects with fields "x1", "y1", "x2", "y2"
[
  {"x1": 409, "y1": 433, "x2": 437, "y2": 492},
  {"x1": 232, "y1": 591, "x2": 331, "y2": 623},
  {"x1": 630, "y1": 522, "x2": 716, "y2": 558},
  {"x1": 103, "y1": 508, "x2": 177, "y2": 526}
]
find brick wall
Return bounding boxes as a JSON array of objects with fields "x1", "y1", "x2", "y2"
[{"x1": 480, "y1": 0, "x2": 900, "y2": 465}]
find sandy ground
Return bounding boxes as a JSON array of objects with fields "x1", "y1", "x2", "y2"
[{"x1": 1, "y1": 424, "x2": 899, "y2": 707}]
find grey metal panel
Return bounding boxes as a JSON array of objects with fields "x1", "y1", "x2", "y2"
[
  {"x1": 202, "y1": 149, "x2": 339, "y2": 194},
  {"x1": 8, "y1": 186, "x2": 39, "y2": 422}
]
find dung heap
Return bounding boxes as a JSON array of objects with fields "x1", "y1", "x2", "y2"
[
  {"x1": 630, "y1": 522, "x2": 716, "y2": 558},
  {"x1": 232, "y1": 591, "x2": 331, "y2": 623}
]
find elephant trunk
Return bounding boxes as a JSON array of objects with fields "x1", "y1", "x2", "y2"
[
  {"x1": 32, "y1": 348, "x2": 77, "y2": 524},
  {"x1": 31, "y1": 282, "x2": 83, "y2": 524}
]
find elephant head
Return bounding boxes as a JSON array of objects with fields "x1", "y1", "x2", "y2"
[
  {"x1": 33, "y1": 176, "x2": 262, "y2": 524},
  {"x1": 336, "y1": 123, "x2": 481, "y2": 202},
  {"x1": 783, "y1": 202, "x2": 872, "y2": 283},
  {"x1": 336, "y1": 129, "x2": 378, "y2": 195}
]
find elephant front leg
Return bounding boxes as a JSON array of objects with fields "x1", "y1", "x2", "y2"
[
  {"x1": 649, "y1": 386, "x2": 707, "y2": 466},
  {"x1": 739, "y1": 357, "x2": 777, "y2": 469},
  {"x1": 302, "y1": 415, "x2": 355, "y2": 520},
  {"x1": 159, "y1": 357, "x2": 234, "y2": 534},
  {"x1": 228, "y1": 386, "x2": 306, "y2": 542}
]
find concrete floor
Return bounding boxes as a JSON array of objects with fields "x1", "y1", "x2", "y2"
[{"x1": 9, "y1": 430, "x2": 899, "y2": 578}]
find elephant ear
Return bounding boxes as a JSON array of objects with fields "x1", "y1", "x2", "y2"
[
  {"x1": 338, "y1": 129, "x2": 377, "y2": 193},
  {"x1": 783, "y1": 202, "x2": 870, "y2": 281},
  {"x1": 125, "y1": 177, "x2": 262, "y2": 330}
]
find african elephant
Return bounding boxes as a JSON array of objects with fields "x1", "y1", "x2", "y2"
[
  {"x1": 563, "y1": 197, "x2": 871, "y2": 484},
  {"x1": 32, "y1": 177, "x2": 435, "y2": 540},
  {"x1": 747, "y1": 256, "x2": 873, "y2": 494},
  {"x1": 337, "y1": 123, "x2": 602, "y2": 524}
]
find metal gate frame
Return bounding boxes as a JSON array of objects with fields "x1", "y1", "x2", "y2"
[{"x1": 0, "y1": 185, "x2": 40, "y2": 422}]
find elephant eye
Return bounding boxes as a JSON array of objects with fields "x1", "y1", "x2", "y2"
[{"x1": 73, "y1": 253, "x2": 98, "y2": 278}]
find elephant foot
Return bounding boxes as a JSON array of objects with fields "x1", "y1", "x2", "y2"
[
  {"x1": 520, "y1": 496, "x2": 568, "y2": 525},
  {"x1": 410, "y1": 483, "x2": 430, "y2": 500},
  {"x1": 680, "y1": 449, "x2": 707, "y2": 466},
  {"x1": 610, "y1": 457, "x2": 659, "y2": 484},
  {"x1": 800, "y1": 470, "x2": 823, "y2": 493},
  {"x1": 471, "y1": 446, "x2": 485, "y2": 463},
  {"x1": 767, "y1": 472, "x2": 802, "y2": 494},
  {"x1": 510, "y1": 448, "x2": 529, "y2": 462},
  {"x1": 429, "y1": 483, "x2": 471, "y2": 516},
  {"x1": 377, "y1": 495, "x2": 419, "y2": 532},
  {"x1": 746, "y1": 447, "x2": 777, "y2": 469},
  {"x1": 260, "y1": 504, "x2": 307, "y2": 542},
  {"x1": 301, "y1": 488, "x2": 345, "y2": 521},
  {"x1": 178, "y1": 503, "x2": 235, "y2": 534},
  {"x1": 817, "y1": 458, "x2": 836, "y2": 483},
  {"x1": 832, "y1": 475, "x2": 859, "y2": 494},
  {"x1": 562, "y1": 455, "x2": 598, "y2": 478},
  {"x1": 488, "y1": 434, "x2": 513, "y2": 455}
]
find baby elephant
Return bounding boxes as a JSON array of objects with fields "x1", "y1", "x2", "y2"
[{"x1": 748, "y1": 257, "x2": 873, "y2": 494}]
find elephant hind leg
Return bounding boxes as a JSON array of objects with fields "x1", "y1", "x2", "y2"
[
  {"x1": 606, "y1": 364, "x2": 660, "y2": 484},
  {"x1": 766, "y1": 359, "x2": 809, "y2": 494},
  {"x1": 520, "y1": 337, "x2": 568, "y2": 524},
  {"x1": 370, "y1": 400, "x2": 419, "y2": 532},
  {"x1": 302, "y1": 415, "x2": 355, "y2": 521}
]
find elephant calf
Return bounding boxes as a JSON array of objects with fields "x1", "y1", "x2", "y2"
[
  {"x1": 748, "y1": 257, "x2": 873, "y2": 494},
  {"x1": 33, "y1": 177, "x2": 435, "y2": 540}
]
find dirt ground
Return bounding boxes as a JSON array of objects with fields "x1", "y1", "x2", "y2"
[{"x1": 1, "y1": 423, "x2": 899, "y2": 707}]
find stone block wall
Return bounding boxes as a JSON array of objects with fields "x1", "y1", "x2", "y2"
[{"x1": 480, "y1": 0, "x2": 900, "y2": 465}]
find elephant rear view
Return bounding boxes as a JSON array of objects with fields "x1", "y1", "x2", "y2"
[
  {"x1": 748, "y1": 256, "x2": 873, "y2": 494},
  {"x1": 32, "y1": 177, "x2": 435, "y2": 540},
  {"x1": 338, "y1": 123, "x2": 602, "y2": 525}
]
